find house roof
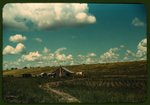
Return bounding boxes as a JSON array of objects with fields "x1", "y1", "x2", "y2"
[
  {"x1": 61, "y1": 67, "x2": 74, "y2": 73},
  {"x1": 52, "y1": 66, "x2": 74, "y2": 74}
]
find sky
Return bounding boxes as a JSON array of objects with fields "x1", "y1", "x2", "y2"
[{"x1": 3, "y1": 3, "x2": 147, "y2": 70}]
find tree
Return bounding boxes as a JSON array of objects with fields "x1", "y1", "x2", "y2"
[
  {"x1": 11, "y1": 68, "x2": 14, "y2": 70},
  {"x1": 23, "y1": 66, "x2": 28, "y2": 69}
]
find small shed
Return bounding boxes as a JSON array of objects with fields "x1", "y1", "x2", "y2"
[{"x1": 52, "y1": 66, "x2": 74, "y2": 78}]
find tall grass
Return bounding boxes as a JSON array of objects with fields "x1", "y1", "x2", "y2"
[{"x1": 3, "y1": 77, "x2": 60, "y2": 103}]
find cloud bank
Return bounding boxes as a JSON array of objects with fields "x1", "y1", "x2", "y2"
[
  {"x1": 3, "y1": 36, "x2": 147, "y2": 69},
  {"x1": 3, "y1": 3, "x2": 96, "y2": 30}
]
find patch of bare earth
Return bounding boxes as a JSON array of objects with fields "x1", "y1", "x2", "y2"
[{"x1": 39, "y1": 81, "x2": 80, "y2": 103}]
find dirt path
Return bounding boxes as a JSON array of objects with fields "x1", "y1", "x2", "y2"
[{"x1": 39, "y1": 81, "x2": 80, "y2": 103}]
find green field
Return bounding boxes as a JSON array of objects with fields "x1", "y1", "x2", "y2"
[{"x1": 2, "y1": 60, "x2": 147, "y2": 103}]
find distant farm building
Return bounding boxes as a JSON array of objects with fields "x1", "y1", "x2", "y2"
[
  {"x1": 39, "y1": 72, "x2": 48, "y2": 77},
  {"x1": 75, "y1": 72, "x2": 83, "y2": 76},
  {"x1": 22, "y1": 73, "x2": 32, "y2": 77},
  {"x1": 4, "y1": 75, "x2": 14, "y2": 77},
  {"x1": 47, "y1": 73, "x2": 56, "y2": 78},
  {"x1": 51, "y1": 66, "x2": 74, "y2": 78},
  {"x1": 36, "y1": 66, "x2": 83, "y2": 78}
]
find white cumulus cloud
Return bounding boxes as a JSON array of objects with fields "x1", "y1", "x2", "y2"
[
  {"x1": 9, "y1": 34, "x2": 26, "y2": 43},
  {"x1": 55, "y1": 47, "x2": 67, "y2": 54},
  {"x1": 123, "y1": 49, "x2": 136, "y2": 61},
  {"x1": 34, "y1": 38, "x2": 42, "y2": 42},
  {"x1": 136, "y1": 38, "x2": 147, "y2": 58},
  {"x1": 43, "y1": 47, "x2": 50, "y2": 53},
  {"x1": 122, "y1": 38, "x2": 147, "y2": 61},
  {"x1": 132, "y1": 17, "x2": 145, "y2": 27},
  {"x1": 99, "y1": 48, "x2": 119, "y2": 63},
  {"x1": 87, "y1": 53, "x2": 96, "y2": 57},
  {"x1": 3, "y1": 43, "x2": 25, "y2": 55},
  {"x1": 3, "y1": 3, "x2": 96, "y2": 30},
  {"x1": 54, "y1": 48, "x2": 73, "y2": 61},
  {"x1": 21, "y1": 51, "x2": 41, "y2": 61},
  {"x1": 77, "y1": 53, "x2": 97, "y2": 64},
  {"x1": 42, "y1": 47, "x2": 73, "y2": 62}
]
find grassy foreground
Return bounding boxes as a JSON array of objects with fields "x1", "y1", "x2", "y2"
[{"x1": 2, "y1": 60, "x2": 147, "y2": 103}]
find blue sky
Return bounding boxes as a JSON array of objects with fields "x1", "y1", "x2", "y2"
[{"x1": 3, "y1": 3, "x2": 147, "y2": 70}]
